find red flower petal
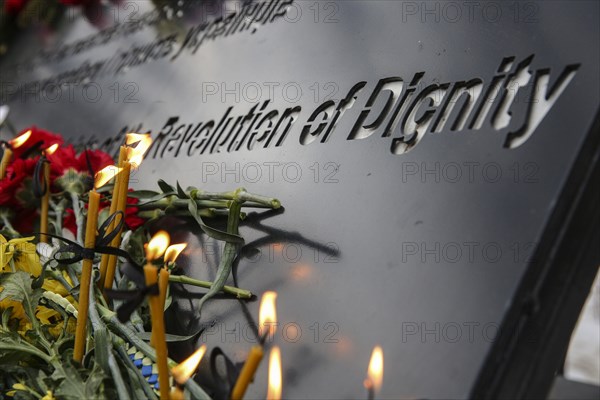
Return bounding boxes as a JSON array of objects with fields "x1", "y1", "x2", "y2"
[{"x1": 10, "y1": 126, "x2": 63, "y2": 160}]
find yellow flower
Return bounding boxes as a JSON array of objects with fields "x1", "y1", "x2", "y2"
[
  {"x1": 42, "y1": 271, "x2": 73, "y2": 297},
  {"x1": 42, "y1": 391, "x2": 56, "y2": 400},
  {"x1": 0, "y1": 234, "x2": 40, "y2": 274},
  {"x1": 36, "y1": 306, "x2": 59, "y2": 325},
  {"x1": 0, "y1": 299, "x2": 32, "y2": 335},
  {"x1": 1, "y1": 235, "x2": 75, "y2": 337}
]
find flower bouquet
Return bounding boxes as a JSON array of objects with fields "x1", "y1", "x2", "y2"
[{"x1": 0, "y1": 126, "x2": 284, "y2": 399}]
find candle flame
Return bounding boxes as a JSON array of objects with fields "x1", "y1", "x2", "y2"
[
  {"x1": 10, "y1": 130, "x2": 31, "y2": 148},
  {"x1": 364, "y1": 345, "x2": 384, "y2": 393},
  {"x1": 94, "y1": 166, "x2": 122, "y2": 189},
  {"x1": 45, "y1": 143, "x2": 59, "y2": 156},
  {"x1": 267, "y1": 346, "x2": 282, "y2": 400},
  {"x1": 171, "y1": 344, "x2": 206, "y2": 384},
  {"x1": 164, "y1": 243, "x2": 187, "y2": 264},
  {"x1": 146, "y1": 230, "x2": 170, "y2": 261},
  {"x1": 125, "y1": 133, "x2": 152, "y2": 167},
  {"x1": 259, "y1": 291, "x2": 277, "y2": 339}
]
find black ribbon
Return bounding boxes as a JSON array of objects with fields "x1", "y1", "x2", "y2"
[
  {"x1": 38, "y1": 210, "x2": 158, "y2": 322},
  {"x1": 33, "y1": 155, "x2": 49, "y2": 198},
  {"x1": 104, "y1": 242, "x2": 161, "y2": 323},
  {"x1": 38, "y1": 211, "x2": 128, "y2": 264},
  {"x1": 209, "y1": 347, "x2": 241, "y2": 399},
  {"x1": 83, "y1": 146, "x2": 95, "y2": 177},
  {"x1": 80, "y1": 147, "x2": 96, "y2": 191},
  {"x1": 0, "y1": 140, "x2": 11, "y2": 150}
]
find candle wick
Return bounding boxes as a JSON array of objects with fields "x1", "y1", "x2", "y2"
[
  {"x1": 364, "y1": 379, "x2": 375, "y2": 400},
  {"x1": 259, "y1": 330, "x2": 269, "y2": 346}
]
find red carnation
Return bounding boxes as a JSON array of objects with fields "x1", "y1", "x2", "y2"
[
  {"x1": 0, "y1": 157, "x2": 39, "y2": 234},
  {"x1": 0, "y1": 157, "x2": 38, "y2": 208},
  {"x1": 47, "y1": 145, "x2": 79, "y2": 180},
  {"x1": 48, "y1": 145, "x2": 114, "y2": 178},
  {"x1": 10, "y1": 126, "x2": 63, "y2": 160},
  {"x1": 122, "y1": 194, "x2": 145, "y2": 231},
  {"x1": 78, "y1": 148, "x2": 114, "y2": 175},
  {"x1": 4, "y1": 0, "x2": 29, "y2": 14}
]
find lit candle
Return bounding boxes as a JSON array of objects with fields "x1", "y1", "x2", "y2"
[
  {"x1": 171, "y1": 344, "x2": 207, "y2": 400},
  {"x1": 0, "y1": 144, "x2": 11, "y2": 179},
  {"x1": 151, "y1": 243, "x2": 187, "y2": 345},
  {"x1": 98, "y1": 146, "x2": 127, "y2": 288},
  {"x1": 363, "y1": 346, "x2": 384, "y2": 400},
  {"x1": 231, "y1": 291, "x2": 278, "y2": 400},
  {"x1": 102, "y1": 133, "x2": 152, "y2": 290},
  {"x1": 1, "y1": 129, "x2": 31, "y2": 179},
  {"x1": 73, "y1": 165, "x2": 120, "y2": 363},
  {"x1": 145, "y1": 230, "x2": 171, "y2": 400},
  {"x1": 39, "y1": 144, "x2": 59, "y2": 243},
  {"x1": 266, "y1": 346, "x2": 282, "y2": 400},
  {"x1": 103, "y1": 156, "x2": 131, "y2": 290}
]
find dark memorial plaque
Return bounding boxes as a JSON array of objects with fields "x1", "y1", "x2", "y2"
[{"x1": 1, "y1": 1, "x2": 599, "y2": 398}]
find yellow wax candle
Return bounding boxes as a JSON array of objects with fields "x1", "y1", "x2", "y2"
[
  {"x1": 145, "y1": 230, "x2": 171, "y2": 400},
  {"x1": 103, "y1": 159, "x2": 131, "y2": 290},
  {"x1": 151, "y1": 267, "x2": 170, "y2": 346},
  {"x1": 99, "y1": 146, "x2": 127, "y2": 288},
  {"x1": 73, "y1": 189, "x2": 100, "y2": 363},
  {"x1": 0, "y1": 146, "x2": 12, "y2": 179},
  {"x1": 2, "y1": 129, "x2": 32, "y2": 179},
  {"x1": 231, "y1": 291, "x2": 277, "y2": 400},
  {"x1": 40, "y1": 144, "x2": 58, "y2": 243},
  {"x1": 145, "y1": 264, "x2": 170, "y2": 400},
  {"x1": 39, "y1": 160, "x2": 50, "y2": 243},
  {"x1": 230, "y1": 345, "x2": 264, "y2": 400}
]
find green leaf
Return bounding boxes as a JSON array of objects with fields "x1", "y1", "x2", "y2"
[
  {"x1": 84, "y1": 363, "x2": 106, "y2": 399},
  {"x1": 92, "y1": 328, "x2": 111, "y2": 374},
  {"x1": 2, "y1": 307, "x2": 12, "y2": 330},
  {"x1": 128, "y1": 190, "x2": 160, "y2": 199},
  {"x1": 0, "y1": 333, "x2": 50, "y2": 365},
  {"x1": 135, "y1": 192, "x2": 174, "y2": 207},
  {"x1": 135, "y1": 330, "x2": 202, "y2": 343},
  {"x1": 0, "y1": 272, "x2": 43, "y2": 326},
  {"x1": 120, "y1": 360, "x2": 147, "y2": 400},
  {"x1": 188, "y1": 199, "x2": 244, "y2": 243},
  {"x1": 157, "y1": 179, "x2": 176, "y2": 194},
  {"x1": 176, "y1": 181, "x2": 188, "y2": 199},
  {"x1": 52, "y1": 359, "x2": 95, "y2": 400}
]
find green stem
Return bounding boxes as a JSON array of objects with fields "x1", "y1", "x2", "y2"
[
  {"x1": 89, "y1": 285, "x2": 131, "y2": 400},
  {"x1": 0, "y1": 214, "x2": 18, "y2": 237},
  {"x1": 115, "y1": 343, "x2": 158, "y2": 400},
  {"x1": 52, "y1": 200, "x2": 64, "y2": 241},
  {"x1": 47, "y1": 270, "x2": 73, "y2": 293},
  {"x1": 139, "y1": 197, "x2": 275, "y2": 211},
  {"x1": 191, "y1": 189, "x2": 281, "y2": 208},
  {"x1": 234, "y1": 189, "x2": 281, "y2": 209},
  {"x1": 0, "y1": 342, "x2": 53, "y2": 364},
  {"x1": 168, "y1": 275, "x2": 252, "y2": 299},
  {"x1": 138, "y1": 208, "x2": 216, "y2": 220},
  {"x1": 98, "y1": 305, "x2": 212, "y2": 400},
  {"x1": 69, "y1": 192, "x2": 84, "y2": 245},
  {"x1": 138, "y1": 198, "x2": 229, "y2": 210}
]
